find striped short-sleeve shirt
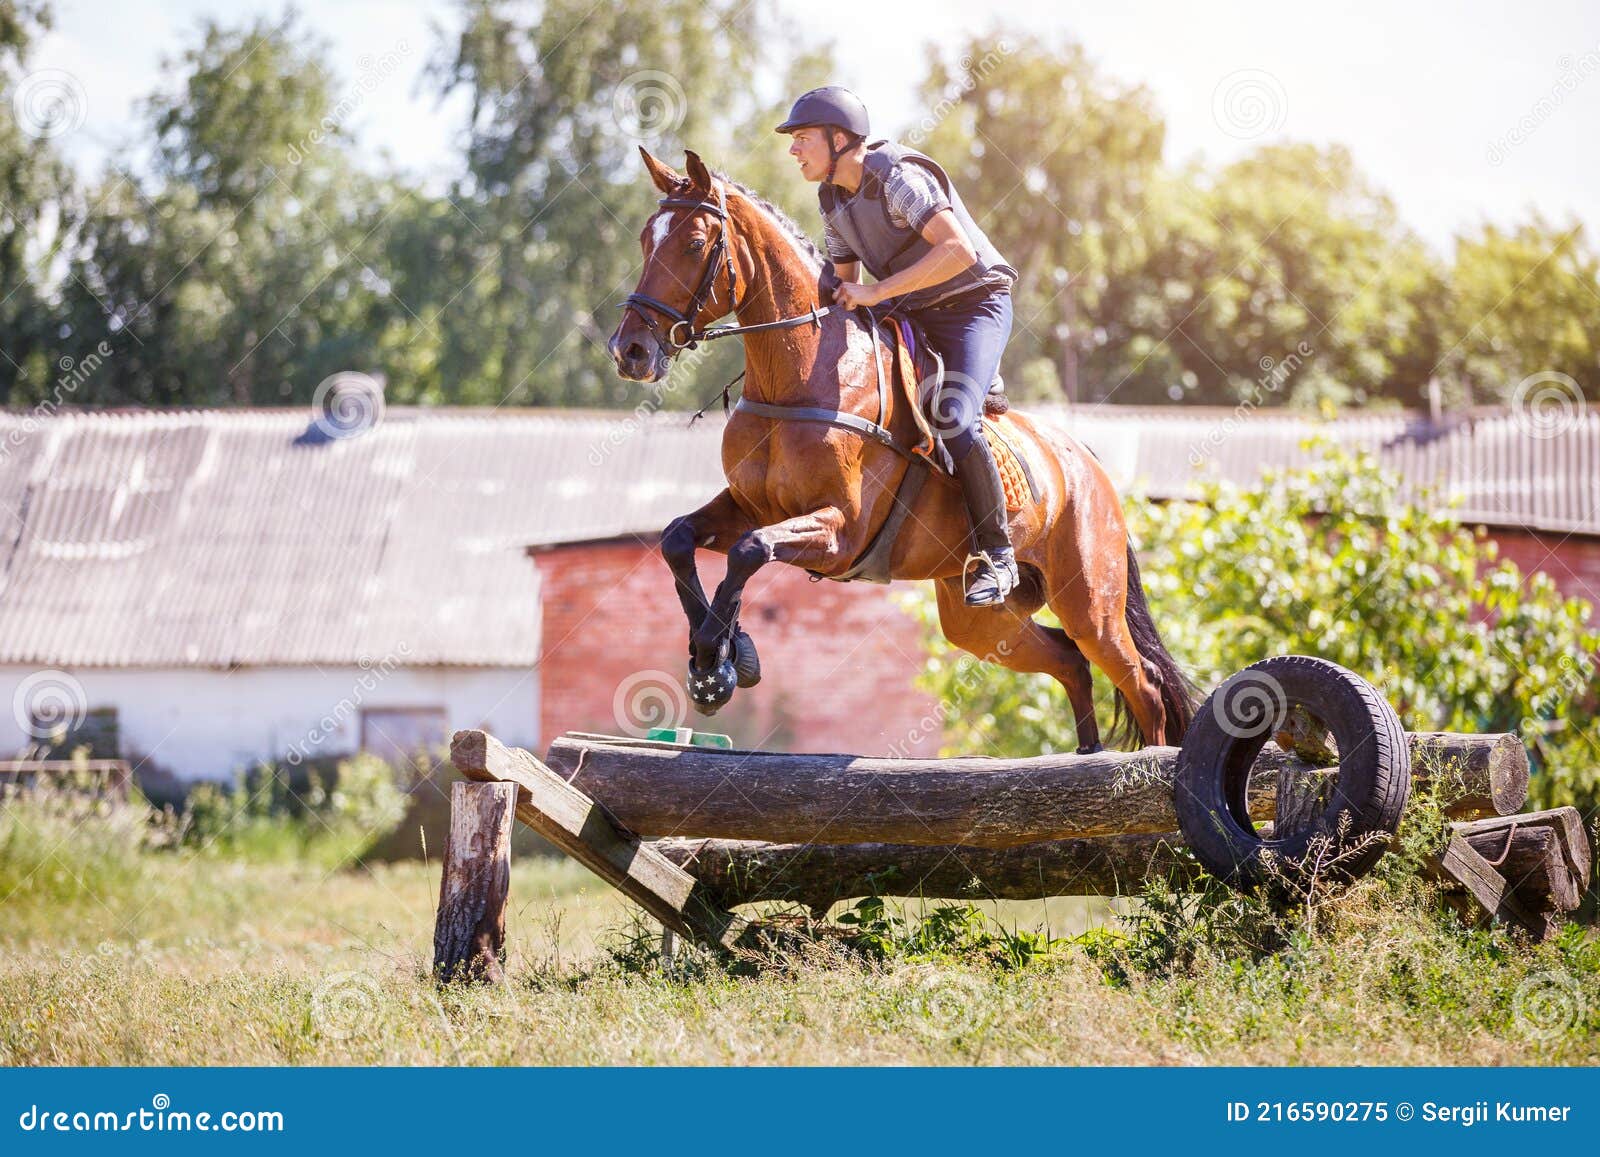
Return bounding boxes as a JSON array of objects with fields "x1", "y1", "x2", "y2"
[{"x1": 823, "y1": 162, "x2": 1014, "y2": 297}]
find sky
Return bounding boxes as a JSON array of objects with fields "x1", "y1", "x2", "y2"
[{"x1": 24, "y1": 0, "x2": 1600, "y2": 256}]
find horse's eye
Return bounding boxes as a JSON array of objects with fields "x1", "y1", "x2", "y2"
[{"x1": 687, "y1": 238, "x2": 706, "y2": 253}]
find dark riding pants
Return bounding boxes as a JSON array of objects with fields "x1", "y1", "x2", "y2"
[{"x1": 903, "y1": 287, "x2": 1013, "y2": 461}]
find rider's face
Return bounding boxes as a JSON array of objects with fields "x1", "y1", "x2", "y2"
[{"x1": 787, "y1": 127, "x2": 832, "y2": 182}]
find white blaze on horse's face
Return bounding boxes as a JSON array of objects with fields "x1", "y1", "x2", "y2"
[{"x1": 649, "y1": 211, "x2": 674, "y2": 254}]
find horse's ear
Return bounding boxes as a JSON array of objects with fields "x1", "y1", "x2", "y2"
[
  {"x1": 639, "y1": 146, "x2": 682, "y2": 194},
  {"x1": 683, "y1": 150, "x2": 714, "y2": 192}
]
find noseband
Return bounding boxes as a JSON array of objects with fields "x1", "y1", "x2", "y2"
[{"x1": 621, "y1": 182, "x2": 740, "y2": 352}]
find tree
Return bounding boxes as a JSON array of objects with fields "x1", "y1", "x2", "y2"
[
  {"x1": 1148, "y1": 144, "x2": 1441, "y2": 408},
  {"x1": 1442, "y1": 216, "x2": 1600, "y2": 406},
  {"x1": 0, "y1": 0, "x2": 76, "y2": 403},
  {"x1": 434, "y1": 0, "x2": 832, "y2": 409},
  {"x1": 56, "y1": 14, "x2": 432, "y2": 406},
  {"x1": 911, "y1": 33, "x2": 1168, "y2": 405}
]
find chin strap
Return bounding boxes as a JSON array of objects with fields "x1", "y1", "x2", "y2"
[{"x1": 824, "y1": 129, "x2": 862, "y2": 186}]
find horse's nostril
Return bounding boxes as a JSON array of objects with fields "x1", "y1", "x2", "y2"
[{"x1": 624, "y1": 342, "x2": 649, "y2": 363}]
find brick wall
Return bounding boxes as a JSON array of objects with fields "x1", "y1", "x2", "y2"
[
  {"x1": 1488, "y1": 529, "x2": 1600, "y2": 609},
  {"x1": 531, "y1": 538, "x2": 943, "y2": 755}
]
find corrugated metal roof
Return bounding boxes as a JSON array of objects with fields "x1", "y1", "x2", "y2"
[
  {"x1": 1054, "y1": 406, "x2": 1600, "y2": 538},
  {"x1": 0, "y1": 408, "x2": 726, "y2": 668},
  {"x1": 0, "y1": 403, "x2": 1591, "y2": 668}
]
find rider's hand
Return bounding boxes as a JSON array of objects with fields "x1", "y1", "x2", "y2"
[{"x1": 831, "y1": 280, "x2": 881, "y2": 310}]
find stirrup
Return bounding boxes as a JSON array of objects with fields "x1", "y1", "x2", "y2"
[{"x1": 962, "y1": 547, "x2": 1018, "y2": 607}]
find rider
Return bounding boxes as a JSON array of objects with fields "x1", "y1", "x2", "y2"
[{"x1": 776, "y1": 86, "x2": 1021, "y2": 607}]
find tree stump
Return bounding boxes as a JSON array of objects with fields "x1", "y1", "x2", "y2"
[{"x1": 433, "y1": 780, "x2": 517, "y2": 984}]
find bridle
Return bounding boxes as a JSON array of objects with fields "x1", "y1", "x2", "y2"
[
  {"x1": 621, "y1": 182, "x2": 742, "y2": 353},
  {"x1": 620, "y1": 180, "x2": 837, "y2": 354}
]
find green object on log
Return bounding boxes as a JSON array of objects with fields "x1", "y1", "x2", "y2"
[{"x1": 644, "y1": 727, "x2": 733, "y2": 750}]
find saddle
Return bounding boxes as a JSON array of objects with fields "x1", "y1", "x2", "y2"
[{"x1": 732, "y1": 308, "x2": 1039, "y2": 585}]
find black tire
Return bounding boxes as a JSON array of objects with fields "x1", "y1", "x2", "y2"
[{"x1": 1174, "y1": 655, "x2": 1410, "y2": 891}]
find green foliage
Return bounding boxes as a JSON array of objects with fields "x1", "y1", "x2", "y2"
[
  {"x1": 0, "y1": 0, "x2": 75, "y2": 401},
  {"x1": 907, "y1": 443, "x2": 1600, "y2": 815},
  {"x1": 1145, "y1": 145, "x2": 1441, "y2": 408},
  {"x1": 179, "y1": 753, "x2": 407, "y2": 867},
  {"x1": 6, "y1": 11, "x2": 1595, "y2": 410},
  {"x1": 834, "y1": 896, "x2": 1067, "y2": 970},
  {"x1": 914, "y1": 33, "x2": 1167, "y2": 406},
  {"x1": 1442, "y1": 215, "x2": 1600, "y2": 406},
  {"x1": 0, "y1": 782, "x2": 158, "y2": 906}
]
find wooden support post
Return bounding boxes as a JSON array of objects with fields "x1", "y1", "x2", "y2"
[
  {"x1": 449, "y1": 730, "x2": 750, "y2": 952},
  {"x1": 433, "y1": 780, "x2": 517, "y2": 984},
  {"x1": 1272, "y1": 766, "x2": 1334, "y2": 838}
]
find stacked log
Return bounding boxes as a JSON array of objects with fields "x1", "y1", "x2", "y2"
[
  {"x1": 443, "y1": 728, "x2": 1587, "y2": 951},
  {"x1": 543, "y1": 731, "x2": 1528, "y2": 847}
]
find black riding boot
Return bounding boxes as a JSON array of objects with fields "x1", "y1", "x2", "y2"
[{"x1": 953, "y1": 434, "x2": 1019, "y2": 607}]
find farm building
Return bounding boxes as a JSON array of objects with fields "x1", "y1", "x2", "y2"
[{"x1": 0, "y1": 404, "x2": 1593, "y2": 787}]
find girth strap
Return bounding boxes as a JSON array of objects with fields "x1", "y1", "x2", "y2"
[
  {"x1": 732, "y1": 398, "x2": 915, "y2": 461},
  {"x1": 817, "y1": 456, "x2": 929, "y2": 584}
]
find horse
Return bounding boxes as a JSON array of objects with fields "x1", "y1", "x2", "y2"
[{"x1": 606, "y1": 147, "x2": 1192, "y2": 752}]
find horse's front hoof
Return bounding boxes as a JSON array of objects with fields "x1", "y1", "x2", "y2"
[
  {"x1": 732, "y1": 628, "x2": 761, "y2": 689},
  {"x1": 687, "y1": 657, "x2": 738, "y2": 715}
]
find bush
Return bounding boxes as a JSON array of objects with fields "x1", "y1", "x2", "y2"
[
  {"x1": 902, "y1": 442, "x2": 1600, "y2": 816},
  {"x1": 0, "y1": 782, "x2": 162, "y2": 906},
  {"x1": 178, "y1": 753, "x2": 407, "y2": 867}
]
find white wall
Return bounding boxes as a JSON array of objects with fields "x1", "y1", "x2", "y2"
[{"x1": 0, "y1": 664, "x2": 538, "y2": 781}]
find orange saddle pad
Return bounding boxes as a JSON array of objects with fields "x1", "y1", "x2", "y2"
[{"x1": 984, "y1": 422, "x2": 1030, "y2": 513}]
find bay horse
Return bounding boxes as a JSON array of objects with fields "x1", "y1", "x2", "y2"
[{"x1": 607, "y1": 147, "x2": 1192, "y2": 751}]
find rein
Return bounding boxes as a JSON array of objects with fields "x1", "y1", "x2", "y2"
[{"x1": 621, "y1": 183, "x2": 839, "y2": 353}]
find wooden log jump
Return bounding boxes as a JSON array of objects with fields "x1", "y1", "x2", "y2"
[
  {"x1": 541, "y1": 730, "x2": 1527, "y2": 847},
  {"x1": 441, "y1": 727, "x2": 1586, "y2": 956},
  {"x1": 652, "y1": 832, "x2": 1202, "y2": 913}
]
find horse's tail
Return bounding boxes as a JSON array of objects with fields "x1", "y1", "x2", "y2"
[{"x1": 1109, "y1": 541, "x2": 1197, "y2": 749}]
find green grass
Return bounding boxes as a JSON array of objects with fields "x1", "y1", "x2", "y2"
[{"x1": 1, "y1": 788, "x2": 1597, "y2": 1065}]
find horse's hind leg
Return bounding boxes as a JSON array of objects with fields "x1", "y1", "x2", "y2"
[
  {"x1": 1051, "y1": 597, "x2": 1167, "y2": 750},
  {"x1": 933, "y1": 576, "x2": 1103, "y2": 754}
]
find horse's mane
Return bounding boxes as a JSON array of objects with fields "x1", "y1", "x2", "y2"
[{"x1": 701, "y1": 169, "x2": 824, "y2": 270}]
